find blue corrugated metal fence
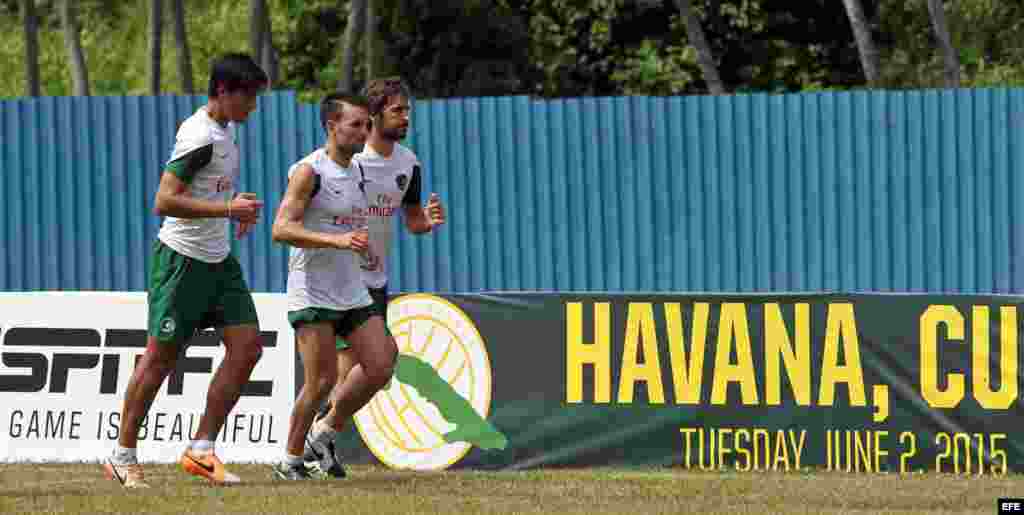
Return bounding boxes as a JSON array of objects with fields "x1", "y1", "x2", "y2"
[{"x1": 1, "y1": 89, "x2": 1022, "y2": 293}]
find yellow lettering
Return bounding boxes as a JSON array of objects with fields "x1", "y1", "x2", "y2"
[
  {"x1": 753, "y1": 428, "x2": 769, "y2": 470},
  {"x1": 789, "y1": 429, "x2": 806, "y2": 470},
  {"x1": 826, "y1": 430, "x2": 833, "y2": 471},
  {"x1": 819, "y1": 303, "x2": 866, "y2": 406},
  {"x1": 566, "y1": 302, "x2": 611, "y2": 403},
  {"x1": 711, "y1": 304, "x2": 759, "y2": 405},
  {"x1": 773, "y1": 430, "x2": 790, "y2": 471},
  {"x1": 873, "y1": 385, "x2": 890, "y2": 422},
  {"x1": 698, "y1": 428, "x2": 713, "y2": 470},
  {"x1": 764, "y1": 303, "x2": 811, "y2": 405},
  {"x1": 666, "y1": 303, "x2": 708, "y2": 404},
  {"x1": 920, "y1": 305, "x2": 964, "y2": 409},
  {"x1": 973, "y1": 306, "x2": 1018, "y2": 410},
  {"x1": 618, "y1": 303, "x2": 665, "y2": 404},
  {"x1": 854, "y1": 430, "x2": 872, "y2": 472},
  {"x1": 680, "y1": 428, "x2": 697, "y2": 469},
  {"x1": 717, "y1": 428, "x2": 732, "y2": 471},
  {"x1": 874, "y1": 431, "x2": 889, "y2": 473},
  {"x1": 735, "y1": 429, "x2": 752, "y2": 471}
]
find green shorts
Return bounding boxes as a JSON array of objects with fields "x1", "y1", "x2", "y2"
[
  {"x1": 147, "y1": 240, "x2": 259, "y2": 346},
  {"x1": 335, "y1": 287, "x2": 388, "y2": 351},
  {"x1": 288, "y1": 297, "x2": 381, "y2": 340}
]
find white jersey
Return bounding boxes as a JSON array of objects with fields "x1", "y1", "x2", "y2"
[
  {"x1": 157, "y1": 106, "x2": 238, "y2": 263},
  {"x1": 285, "y1": 149, "x2": 373, "y2": 312},
  {"x1": 352, "y1": 143, "x2": 422, "y2": 289}
]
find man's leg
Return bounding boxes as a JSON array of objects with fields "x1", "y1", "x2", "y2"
[
  {"x1": 180, "y1": 254, "x2": 262, "y2": 485},
  {"x1": 318, "y1": 348, "x2": 358, "y2": 431},
  {"x1": 179, "y1": 324, "x2": 262, "y2": 485},
  {"x1": 105, "y1": 240, "x2": 194, "y2": 489},
  {"x1": 274, "y1": 321, "x2": 337, "y2": 480},
  {"x1": 118, "y1": 339, "x2": 181, "y2": 446},
  {"x1": 319, "y1": 287, "x2": 389, "y2": 432},
  {"x1": 304, "y1": 347, "x2": 358, "y2": 478},
  {"x1": 103, "y1": 338, "x2": 180, "y2": 488},
  {"x1": 324, "y1": 316, "x2": 396, "y2": 428},
  {"x1": 192, "y1": 324, "x2": 263, "y2": 440},
  {"x1": 304, "y1": 314, "x2": 395, "y2": 479}
]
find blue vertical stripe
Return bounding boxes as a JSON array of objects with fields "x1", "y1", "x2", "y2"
[{"x1": 2, "y1": 90, "x2": 1023, "y2": 294}]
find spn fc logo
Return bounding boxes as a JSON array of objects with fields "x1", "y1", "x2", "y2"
[{"x1": 0, "y1": 328, "x2": 275, "y2": 397}]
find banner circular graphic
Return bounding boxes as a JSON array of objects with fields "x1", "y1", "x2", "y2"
[{"x1": 353, "y1": 294, "x2": 494, "y2": 470}]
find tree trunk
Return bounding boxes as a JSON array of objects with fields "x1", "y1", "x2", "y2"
[
  {"x1": 59, "y1": 0, "x2": 90, "y2": 96},
  {"x1": 260, "y1": 8, "x2": 278, "y2": 86},
  {"x1": 171, "y1": 0, "x2": 194, "y2": 94},
  {"x1": 148, "y1": 0, "x2": 163, "y2": 95},
  {"x1": 926, "y1": 0, "x2": 960, "y2": 88},
  {"x1": 365, "y1": 0, "x2": 396, "y2": 79},
  {"x1": 22, "y1": 0, "x2": 41, "y2": 97},
  {"x1": 673, "y1": 0, "x2": 726, "y2": 95},
  {"x1": 249, "y1": 0, "x2": 266, "y2": 65},
  {"x1": 337, "y1": 0, "x2": 368, "y2": 92},
  {"x1": 841, "y1": 0, "x2": 881, "y2": 86}
]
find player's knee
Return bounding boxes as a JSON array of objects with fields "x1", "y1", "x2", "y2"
[
  {"x1": 144, "y1": 360, "x2": 175, "y2": 381},
  {"x1": 312, "y1": 375, "x2": 336, "y2": 402},
  {"x1": 138, "y1": 348, "x2": 178, "y2": 377},
  {"x1": 366, "y1": 343, "x2": 397, "y2": 390},
  {"x1": 240, "y1": 339, "x2": 263, "y2": 366},
  {"x1": 366, "y1": 364, "x2": 394, "y2": 392}
]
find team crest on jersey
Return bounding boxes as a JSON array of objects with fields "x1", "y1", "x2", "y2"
[
  {"x1": 216, "y1": 175, "x2": 233, "y2": 193},
  {"x1": 396, "y1": 174, "x2": 407, "y2": 191}
]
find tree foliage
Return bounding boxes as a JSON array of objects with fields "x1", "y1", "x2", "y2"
[{"x1": 1, "y1": 0, "x2": 1022, "y2": 100}]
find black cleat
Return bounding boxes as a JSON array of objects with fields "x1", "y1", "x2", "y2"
[
  {"x1": 272, "y1": 461, "x2": 314, "y2": 480},
  {"x1": 319, "y1": 439, "x2": 347, "y2": 479},
  {"x1": 305, "y1": 434, "x2": 347, "y2": 479}
]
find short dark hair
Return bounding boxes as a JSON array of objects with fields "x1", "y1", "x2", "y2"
[
  {"x1": 208, "y1": 53, "x2": 268, "y2": 98},
  {"x1": 362, "y1": 77, "x2": 411, "y2": 116},
  {"x1": 320, "y1": 93, "x2": 370, "y2": 131}
]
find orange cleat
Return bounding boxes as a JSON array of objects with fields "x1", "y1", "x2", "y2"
[{"x1": 180, "y1": 449, "x2": 241, "y2": 485}]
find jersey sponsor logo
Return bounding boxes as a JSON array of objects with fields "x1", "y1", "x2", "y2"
[
  {"x1": 368, "y1": 194, "x2": 397, "y2": 218},
  {"x1": 331, "y1": 214, "x2": 367, "y2": 227}
]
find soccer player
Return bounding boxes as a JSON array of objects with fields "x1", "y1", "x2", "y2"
[
  {"x1": 103, "y1": 53, "x2": 268, "y2": 488},
  {"x1": 302, "y1": 77, "x2": 445, "y2": 478},
  {"x1": 270, "y1": 93, "x2": 397, "y2": 480}
]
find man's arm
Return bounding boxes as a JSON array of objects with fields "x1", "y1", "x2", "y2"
[
  {"x1": 403, "y1": 203, "x2": 432, "y2": 234},
  {"x1": 403, "y1": 197, "x2": 445, "y2": 234},
  {"x1": 153, "y1": 144, "x2": 261, "y2": 221},
  {"x1": 271, "y1": 164, "x2": 367, "y2": 251},
  {"x1": 153, "y1": 172, "x2": 262, "y2": 222},
  {"x1": 401, "y1": 165, "x2": 444, "y2": 234}
]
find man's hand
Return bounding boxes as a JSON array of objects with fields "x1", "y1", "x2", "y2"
[
  {"x1": 233, "y1": 193, "x2": 261, "y2": 238},
  {"x1": 229, "y1": 192, "x2": 263, "y2": 224},
  {"x1": 331, "y1": 228, "x2": 370, "y2": 253},
  {"x1": 236, "y1": 221, "x2": 254, "y2": 239},
  {"x1": 426, "y1": 192, "x2": 445, "y2": 228}
]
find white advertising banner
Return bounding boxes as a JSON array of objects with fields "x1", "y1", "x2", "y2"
[{"x1": 0, "y1": 292, "x2": 295, "y2": 463}]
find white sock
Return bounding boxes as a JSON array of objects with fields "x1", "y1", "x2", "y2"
[
  {"x1": 112, "y1": 446, "x2": 137, "y2": 464},
  {"x1": 189, "y1": 439, "x2": 215, "y2": 454},
  {"x1": 284, "y1": 453, "x2": 304, "y2": 466}
]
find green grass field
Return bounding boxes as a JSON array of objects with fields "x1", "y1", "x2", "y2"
[{"x1": 1, "y1": 463, "x2": 1019, "y2": 514}]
